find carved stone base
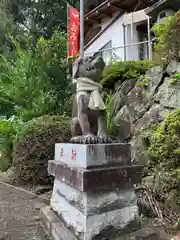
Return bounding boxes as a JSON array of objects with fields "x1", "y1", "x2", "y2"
[
  {"x1": 40, "y1": 143, "x2": 144, "y2": 240},
  {"x1": 51, "y1": 179, "x2": 137, "y2": 216},
  {"x1": 54, "y1": 143, "x2": 131, "y2": 168},
  {"x1": 49, "y1": 180, "x2": 138, "y2": 240},
  {"x1": 48, "y1": 161, "x2": 143, "y2": 192},
  {"x1": 40, "y1": 203, "x2": 139, "y2": 240}
]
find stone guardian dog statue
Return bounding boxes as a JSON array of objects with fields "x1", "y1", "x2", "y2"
[{"x1": 70, "y1": 55, "x2": 112, "y2": 144}]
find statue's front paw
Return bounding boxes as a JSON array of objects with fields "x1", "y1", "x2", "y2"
[
  {"x1": 83, "y1": 134, "x2": 98, "y2": 144},
  {"x1": 97, "y1": 134, "x2": 112, "y2": 143},
  {"x1": 71, "y1": 136, "x2": 83, "y2": 143}
]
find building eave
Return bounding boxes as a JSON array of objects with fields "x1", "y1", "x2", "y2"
[{"x1": 84, "y1": 0, "x2": 158, "y2": 26}]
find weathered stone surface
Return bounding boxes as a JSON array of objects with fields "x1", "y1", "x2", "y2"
[
  {"x1": 125, "y1": 81, "x2": 152, "y2": 122},
  {"x1": 41, "y1": 205, "x2": 138, "y2": 240},
  {"x1": 166, "y1": 60, "x2": 180, "y2": 75},
  {"x1": 134, "y1": 104, "x2": 170, "y2": 135},
  {"x1": 146, "y1": 66, "x2": 163, "y2": 94},
  {"x1": 40, "y1": 206, "x2": 74, "y2": 240},
  {"x1": 54, "y1": 143, "x2": 131, "y2": 168},
  {"x1": 154, "y1": 77, "x2": 180, "y2": 108},
  {"x1": 50, "y1": 193, "x2": 138, "y2": 240},
  {"x1": 121, "y1": 78, "x2": 138, "y2": 95},
  {"x1": 131, "y1": 136, "x2": 149, "y2": 166},
  {"x1": 130, "y1": 105, "x2": 169, "y2": 166},
  {"x1": 112, "y1": 105, "x2": 132, "y2": 141},
  {"x1": 51, "y1": 178, "x2": 137, "y2": 216},
  {"x1": 48, "y1": 161, "x2": 143, "y2": 192}
]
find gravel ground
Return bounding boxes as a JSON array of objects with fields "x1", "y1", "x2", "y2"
[{"x1": 0, "y1": 182, "x2": 50, "y2": 240}]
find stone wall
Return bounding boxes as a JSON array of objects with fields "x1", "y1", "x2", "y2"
[{"x1": 111, "y1": 60, "x2": 180, "y2": 165}]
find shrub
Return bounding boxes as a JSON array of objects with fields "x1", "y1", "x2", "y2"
[
  {"x1": 0, "y1": 116, "x2": 22, "y2": 171},
  {"x1": 0, "y1": 31, "x2": 71, "y2": 120},
  {"x1": 148, "y1": 109, "x2": 180, "y2": 207},
  {"x1": 152, "y1": 11, "x2": 180, "y2": 65},
  {"x1": 12, "y1": 115, "x2": 70, "y2": 184},
  {"x1": 101, "y1": 59, "x2": 152, "y2": 89}
]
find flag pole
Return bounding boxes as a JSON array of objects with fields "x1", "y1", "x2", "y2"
[
  {"x1": 80, "y1": 0, "x2": 84, "y2": 57},
  {"x1": 67, "y1": 3, "x2": 70, "y2": 59}
]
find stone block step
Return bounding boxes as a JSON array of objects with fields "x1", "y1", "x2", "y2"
[
  {"x1": 51, "y1": 178, "x2": 137, "y2": 216},
  {"x1": 40, "y1": 205, "x2": 138, "y2": 240},
  {"x1": 40, "y1": 206, "x2": 75, "y2": 240},
  {"x1": 48, "y1": 160, "x2": 143, "y2": 192},
  {"x1": 54, "y1": 143, "x2": 131, "y2": 168}
]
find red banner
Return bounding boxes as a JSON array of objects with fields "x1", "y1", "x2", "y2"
[{"x1": 67, "y1": 7, "x2": 80, "y2": 58}]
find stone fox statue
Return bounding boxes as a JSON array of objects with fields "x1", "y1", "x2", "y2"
[{"x1": 71, "y1": 55, "x2": 112, "y2": 144}]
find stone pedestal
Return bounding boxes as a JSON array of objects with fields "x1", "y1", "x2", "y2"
[{"x1": 40, "y1": 143, "x2": 143, "y2": 240}]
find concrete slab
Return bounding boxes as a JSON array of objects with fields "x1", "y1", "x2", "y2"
[{"x1": 54, "y1": 143, "x2": 131, "y2": 168}]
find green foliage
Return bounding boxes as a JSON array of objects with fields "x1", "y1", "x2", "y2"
[
  {"x1": 0, "y1": 9, "x2": 20, "y2": 54},
  {"x1": 0, "y1": 116, "x2": 22, "y2": 171},
  {"x1": 0, "y1": 32, "x2": 71, "y2": 120},
  {"x1": 136, "y1": 75, "x2": 149, "y2": 88},
  {"x1": 12, "y1": 115, "x2": 70, "y2": 184},
  {"x1": 170, "y1": 72, "x2": 180, "y2": 85},
  {"x1": 101, "y1": 59, "x2": 152, "y2": 89},
  {"x1": 10, "y1": 0, "x2": 79, "y2": 41},
  {"x1": 148, "y1": 109, "x2": 180, "y2": 207},
  {"x1": 152, "y1": 11, "x2": 180, "y2": 65},
  {"x1": 102, "y1": 91, "x2": 114, "y2": 135}
]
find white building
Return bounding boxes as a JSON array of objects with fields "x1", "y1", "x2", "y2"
[{"x1": 83, "y1": 0, "x2": 179, "y2": 64}]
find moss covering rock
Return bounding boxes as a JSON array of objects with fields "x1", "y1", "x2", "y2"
[
  {"x1": 141, "y1": 109, "x2": 180, "y2": 227},
  {"x1": 11, "y1": 115, "x2": 70, "y2": 184}
]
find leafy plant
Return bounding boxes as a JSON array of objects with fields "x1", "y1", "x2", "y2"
[
  {"x1": 136, "y1": 75, "x2": 149, "y2": 88},
  {"x1": 170, "y1": 72, "x2": 180, "y2": 85},
  {"x1": 0, "y1": 31, "x2": 71, "y2": 120},
  {"x1": 101, "y1": 59, "x2": 152, "y2": 89},
  {"x1": 0, "y1": 116, "x2": 22, "y2": 171},
  {"x1": 102, "y1": 91, "x2": 114, "y2": 135},
  {"x1": 152, "y1": 11, "x2": 180, "y2": 65}
]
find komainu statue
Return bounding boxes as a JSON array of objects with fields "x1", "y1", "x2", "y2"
[{"x1": 71, "y1": 55, "x2": 112, "y2": 144}]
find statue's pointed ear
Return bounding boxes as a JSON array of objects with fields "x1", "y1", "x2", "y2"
[{"x1": 72, "y1": 57, "x2": 82, "y2": 79}]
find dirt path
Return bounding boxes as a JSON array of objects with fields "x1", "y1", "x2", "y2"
[{"x1": 0, "y1": 182, "x2": 50, "y2": 240}]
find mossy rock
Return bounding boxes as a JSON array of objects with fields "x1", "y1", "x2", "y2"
[
  {"x1": 12, "y1": 115, "x2": 70, "y2": 184},
  {"x1": 148, "y1": 109, "x2": 180, "y2": 208}
]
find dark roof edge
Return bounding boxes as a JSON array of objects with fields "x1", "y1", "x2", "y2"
[
  {"x1": 145, "y1": 0, "x2": 167, "y2": 15},
  {"x1": 84, "y1": 0, "x2": 109, "y2": 19}
]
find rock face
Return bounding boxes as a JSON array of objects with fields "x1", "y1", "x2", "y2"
[{"x1": 112, "y1": 61, "x2": 180, "y2": 165}]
